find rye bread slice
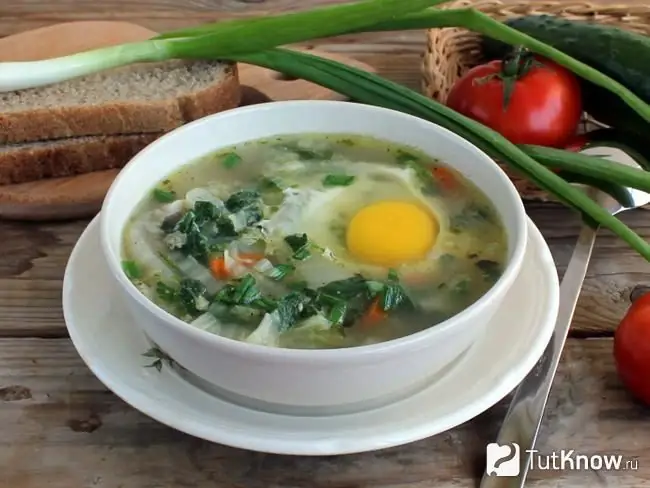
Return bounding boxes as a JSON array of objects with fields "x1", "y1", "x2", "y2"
[
  {"x1": 0, "y1": 134, "x2": 160, "y2": 185},
  {"x1": 0, "y1": 59, "x2": 240, "y2": 145}
]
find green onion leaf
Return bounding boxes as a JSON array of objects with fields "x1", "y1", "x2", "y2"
[
  {"x1": 122, "y1": 260, "x2": 141, "y2": 280},
  {"x1": 288, "y1": 280, "x2": 309, "y2": 291},
  {"x1": 221, "y1": 152, "x2": 242, "y2": 169},
  {"x1": 322, "y1": 174, "x2": 355, "y2": 186},
  {"x1": 156, "y1": 281, "x2": 178, "y2": 303},
  {"x1": 284, "y1": 233, "x2": 311, "y2": 261},
  {"x1": 475, "y1": 259, "x2": 502, "y2": 283},
  {"x1": 258, "y1": 176, "x2": 285, "y2": 192},
  {"x1": 380, "y1": 269, "x2": 408, "y2": 311},
  {"x1": 232, "y1": 274, "x2": 261, "y2": 304},
  {"x1": 193, "y1": 201, "x2": 221, "y2": 223},
  {"x1": 252, "y1": 296, "x2": 278, "y2": 313},
  {"x1": 178, "y1": 278, "x2": 208, "y2": 314},
  {"x1": 152, "y1": 188, "x2": 176, "y2": 203},
  {"x1": 381, "y1": 283, "x2": 406, "y2": 312},
  {"x1": 395, "y1": 152, "x2": 438, "y2": 193},
  {"x1": 224, "y1": 189, "x2": 261, "y2": 213},
  {"x1": 276, "y1": 291, "x2": 314, "y2": 332},
  {"x1": 327, "y1": 300, "x2": 348, "y2": 325},
  {"x1": 278, "y1": 144, "x2": 334, "y2": 161},
  {"x1": 267, "y1": 263, "x2": 295, "y2": 281},
  {"x1": 319, "y1": 275, "x2": 368, "y2": 300},
  {"x1": 257, "y1": 176, "x2": 285, "y2": 206}
]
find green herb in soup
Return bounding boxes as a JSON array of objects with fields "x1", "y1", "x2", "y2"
[{"x1": 122, "y1": 134, "x2": 508, "y2": 349}]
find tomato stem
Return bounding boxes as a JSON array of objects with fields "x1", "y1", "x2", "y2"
[{"x1": 498, "y1": 46, "x2": 540, "y2": 112}]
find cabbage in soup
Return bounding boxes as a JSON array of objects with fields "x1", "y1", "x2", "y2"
[{"x1": 121, "y1": 134, "x2": 508, "y2": 349}]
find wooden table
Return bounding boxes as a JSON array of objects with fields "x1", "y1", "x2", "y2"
[{"x1": 1, "y1": 1, "x2": 650, "y2": 487}]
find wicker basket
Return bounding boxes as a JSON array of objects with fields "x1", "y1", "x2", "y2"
[{"x1": 421, "y1": 0, "x2": 650, "y2": 200}]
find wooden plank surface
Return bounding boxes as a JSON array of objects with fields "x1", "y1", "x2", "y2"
[
  {"x1": 2, "y1": 1, "x2": 650, "y2": 487},
  {"x1": 0, "y1": 0, "x2": 409, "y2": 38},
  {"x1": 1, "y1": 0, "x2": 647, "y2": 37},
  {"x1": 1, "y1": 338, "x2": 648, "y2": 488}
]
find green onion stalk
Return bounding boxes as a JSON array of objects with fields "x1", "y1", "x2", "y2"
[
  {"x1": 0, "y1": 0, "x2": 444, "y2": 91},
  {"x1": 520, "y1": 145, "x2": 650, "y2": 194},
  {"x1": 225, "y1": 48, "x2": 650, "y2": 261},
  {"x1": 154, "y1": 7, "x2": 650, "y2": 126},
  {"x1": 0, "y1": 0, "x2": 649, "y2": 127},
  {"x1": 0, "y1": 0, "x2": 648, "y2": 256}
]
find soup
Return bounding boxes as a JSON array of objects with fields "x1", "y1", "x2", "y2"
[{"x1": 121, "y1": 134, "x2": 508, "y2": 349}]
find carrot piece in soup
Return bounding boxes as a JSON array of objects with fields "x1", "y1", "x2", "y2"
[
  {"x1": 209, "y1": 257, "x2": 230, "y2": 279},
  {"x1": 362, "y1": 298, "x2": 387, "y2": 326},
  {"x1": 431, "y1": 167, "x2": 456, "y2": 190}
]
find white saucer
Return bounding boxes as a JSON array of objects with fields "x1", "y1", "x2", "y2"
[{"x1": 62, "y1": 216, "x2": 559, "y2": 456}]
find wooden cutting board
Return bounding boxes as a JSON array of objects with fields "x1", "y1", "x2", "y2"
[{"x1": 0, "y1": 21, "x2": 376, "y2": 221}]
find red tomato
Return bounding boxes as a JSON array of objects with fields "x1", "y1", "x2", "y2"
[
  {"x1": 564, "y1": 134, "x2": 589, "y2": 152},
  {"x1": 614, "y1": 292, "x2": 650, "y2": 405},
  {"x1": 446, "y1": 55, "x2": 582, "y2": 148}
]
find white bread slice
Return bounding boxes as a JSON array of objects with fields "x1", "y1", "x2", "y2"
[
  {"x1": 0, "y1": 59, "x2": 240, "y2": 145},
  {"x1": 0, "y1": 134, "x2": 160, "y2": 185}
]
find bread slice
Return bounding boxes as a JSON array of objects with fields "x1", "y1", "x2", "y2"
[
  {"x1": 0, "y1": 133, "x2": 161, "y2": 185},
  {"x1": 0, "y1": 59, "x2": 240, "y2": 145}
]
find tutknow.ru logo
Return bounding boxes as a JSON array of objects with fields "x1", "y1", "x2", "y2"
[{"x1": 486, "y1": 442, "x2": 639, "y2": 477}]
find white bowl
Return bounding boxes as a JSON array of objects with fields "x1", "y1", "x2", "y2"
[{"x1": 100, "y1": 100, "x2": 528, "y2": 413}]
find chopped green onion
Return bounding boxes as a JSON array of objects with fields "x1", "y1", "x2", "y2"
[
  {"x1": 221, "y1": 152, "x2": 242, "y2": 169},
  {"x1": 381, "y1": 269, "x2": 407, "y2": 311},
  {"x1": 232, "y1": 274, "x2": 261, "y2": 304},
  {"x1": 395, "y1": 151, "x2": 438, "y2": 192},
  {"x1": 152, "y1": 188, "x2": 176, "y2": 203},
  {"x1": 327, "y1": 301, "x2": 348, "y2": 325},
  {"x1": 322, "y1": 174, "x2": 355, "y2": 186},
  {"x1": 276, "y1": 291, "x2": 314, "y2": 331},
  {"x1": 475, "y1": 260, "x2": 502, "y2": 282},
  {"x1": 121, "y1": 260, "x2": 141, "y2": 280},
  {"x1": 284, "y1": 233, "x2": 311, "y2": 261},
  {"x1": 258, "y1": 176, "x2": 285, "y2": 192},
  {"x1": 288, "y1": 280, "x2": 309, "y2": 291},
  {"x1": 156, "y1": 281, "x2": 177, "y2": 302},
  {"x1": 267, "y1": 263, "x2": 295, "y2": 281},
  {"x1": 381, "y1": 283, "x2": 407, "y2": 312}
]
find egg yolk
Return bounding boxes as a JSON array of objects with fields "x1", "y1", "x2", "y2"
[{"x1": 346, "y1": 200, "x2": 438, "y2": 266}]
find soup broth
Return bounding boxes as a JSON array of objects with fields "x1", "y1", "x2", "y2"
[{"x1": 122, "y1": 134, "x2": 508, "y2": 349}]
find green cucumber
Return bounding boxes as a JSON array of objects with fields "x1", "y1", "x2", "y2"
[
  {"x1": 581, "y1": 85, "x2": 648, "y2": 137},
  {"x1": 481, "y1": 15, "x2": 650, "y2": 132},
  {"x1": 482, "y1": 15, "x2": 650, "y2": 98}
]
